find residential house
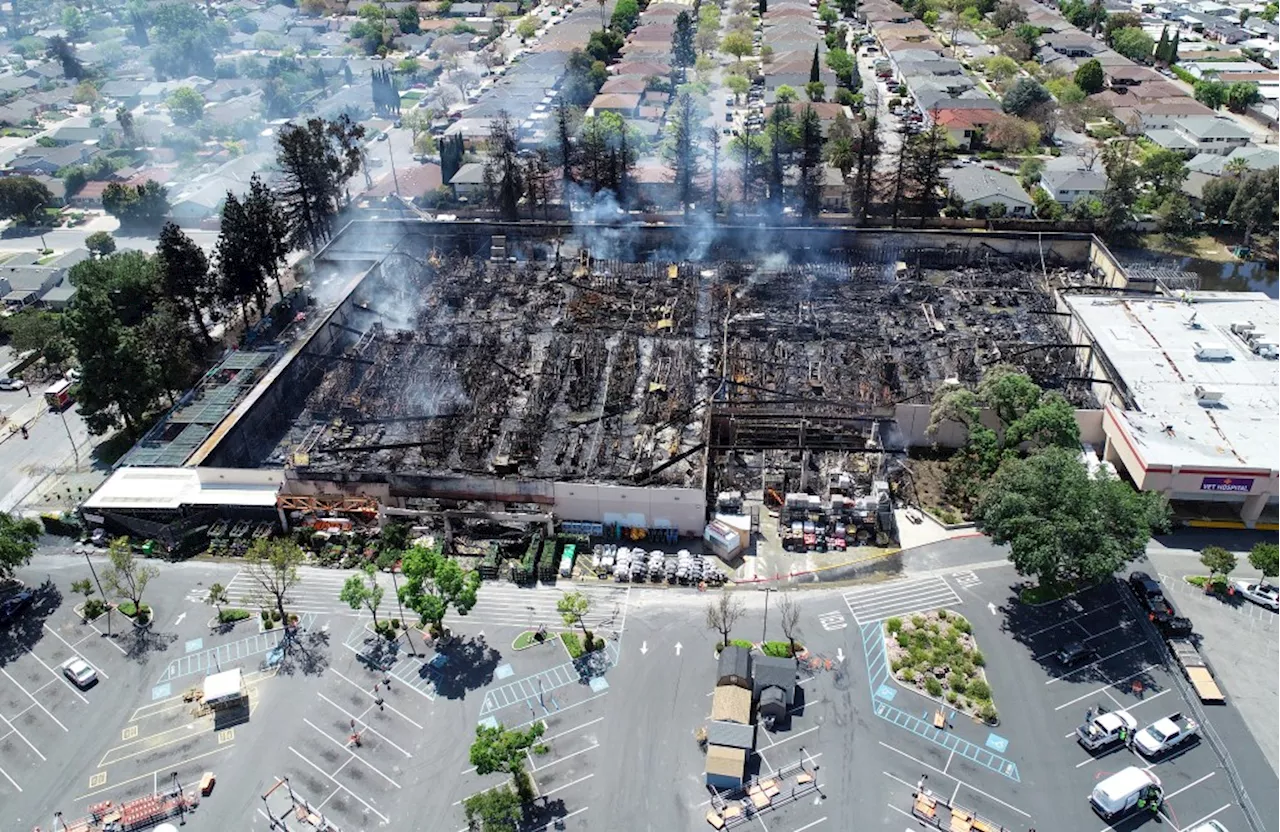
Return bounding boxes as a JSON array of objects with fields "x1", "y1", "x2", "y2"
[
  {"x1": 1184, "y1": 59, "x2": 1272, "y2": 77},
  {"x1": 1041, "y1": 32, "x2": 1106, "y2": 57},
  {"x1": 48, "y1": 125, "x2": 104, "y2": 146},
  {"x1": 933, "y1": 107, "x2": 1002, "y2": 149},
  {"x1": 600, "y1": 76, "x2": 649, "y2": 95},
  {"x1": 1040, "y1": 165, "x2": 1108, "y2": 204},
  {"x1": 1186, "y1": 144, "x2": 1280, "y2": 174},
  {"x1": 942, "y1": 167, "x2": 1035, "y2": 216},
  {"x1": 1145, "y1": 115, "x2": 1252, "y2": 155},
  {"x1": 589, "y1": 93, "x2": 642, "y2": 117},
  {"x1": 365, "y1": 163, "x2": 444, "y2": 201},
  {"x1": 0, "y1": 74, "x2": 39, "y2": 96},
  {"x1": 32, "y1": 176, "x2": 66, "y2": 208},
  {"x1": 68, "y1": 180, "x2": 113, "y2": 208},
  {"x1": 822, "y1": 166, "x2": 848, "y2": 211},
  {"x1": 0, "y1": 263, "x2": 68, "y2": 309},
  {"x1": 1104, "y1": 65, "x2": 1164, "y2": 86},
  {"x1": 446, "y1": 2, "x2": 486, "y2": 16},
  {"x1": 448, "y1": 162, "x2": 488, "y2": 200}
]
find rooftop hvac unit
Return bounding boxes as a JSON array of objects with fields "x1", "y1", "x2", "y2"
[
  {"x1": 1194, "y1": 385, "x2": 1224, "y2": 403},
  {"x1": 1230, "y1": 321, "x2": 1256, "y2": 337},
  {"x1": 1254, "y1": 342, "x2": 1279, "y2": 360},
  {"x1": 1193, "y1": 342, "x2": 1232, "y2": 361}
]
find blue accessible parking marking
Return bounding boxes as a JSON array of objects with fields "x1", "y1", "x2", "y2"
[
  {"x1": 986, "y1": 733, "x2": 1009, "y2": 753},
  {"x1": 495, "y1": 663, "x2": 514, "y2": 680},
  {"x1": 478, "y1": 716, "x2": 499, "y2": 730},
  {"x1": 151, "y1": 683, "x2": 171, "y2": 701},
  {"x1": 875, "y1": 684, "x2": 897, "y2": 702},
  {"x1": 589, "y1": 677, "x2": 609, "y2": 693},
  {"x1": 185, "y1": 638, "x2": 203, "y2": 653}
]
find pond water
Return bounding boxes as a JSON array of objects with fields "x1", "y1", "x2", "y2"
[{"x1": 1113, "y1": 248, "x2": 1279, "y2": 298}]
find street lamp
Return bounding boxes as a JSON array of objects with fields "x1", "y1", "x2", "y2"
[
  {"x1": 761, "y1": 587, "x2": 773, "y2": 643},
  {"x1": 83, "y1": 547, "x2": 109, "y2": 637}
]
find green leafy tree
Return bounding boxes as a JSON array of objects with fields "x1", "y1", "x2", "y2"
[
  {"x1": 1110, "y1": 27, "x2": 1154, "y2": 63},
  {"x1": 516, "y1": 15, "x2": 538, "y2": 39},
  {"x1": 5, "y1": 309, "x2": 71, "y2": 368},
  {"x1": 991, "y1": 0, "x2": 1027, "y2": 29},
  {"x1": 1227, "y1": 167, "x2": 1279, "y2": 246},
  {"x1": 101, "y1": 180, "x2": 170, "y2": 227},
  {"x1": 462, "y1": 785, "x2": 524, "y2": 832},
  {"x1": 205, "y1": 582, "x2": 229, "y2": 617},
  {"x1": 103, "y1": 537, "x2": 160, "y2": 617},
  {"x1": 398, "y1": 543, "x2": 481, "y2": 635},
  {"x1": 1103, "y1": 11, "x2": 1142, "y2": 42},
  {"x1": 1193, "y1": 79, "x2": 1225, "y2": 110},
  {"x1": 157, "y1": 222, "x2": 216, "y2": 346},
  {"x1": 61, "y1": 6, "x2": 86, "y2": 39},
  {"x1": 484, "y1": 111, "x2": 524, "y2": 221},
  {"x1": 827, "y1": 48, "x2": 854, "y2": 86},
  {"x1": 0, "y1": 176, "x2": 52, "y2": 224},
  {"x1": 726, "y1": 73, "x2": 750, "y2": 102},
  {"x1": 1002, "y1": 77, "x2": 1050, "y2": 116},
  {"x1": 398, "y1": 5, "x2": 420, "y2": 33},
  {"x1": 243, "y1": 537, "x2": 304, "y2": 626},
  {"x1": 557, "y1": 590, "x2": 593, "y2": 641},
  {"x1": 0, "y1": 513, "x2": 42, "y2": 582},
  {"x1": 1004, "y1": 391, "x2": 1079, "y2": 450},
  {"x1": 1157, "y1": 192, "x2": 1195, "y2": 239},
  {"x1": 1224, "y1": 81, "x2": 1260, "y2": 113},
  {"x1": 1200, "y1": 545, "x2": 1237, "y2": 578},
  {"x1": 611, "y1": 0, "x2": 640, "y2": 32},
  {"x1": 1249, "y1": 542, "x2": 1278, "y2": 580},
  {"x1": 775, "y1": 85, "x2": 798, "y2": 103},
  {"x1": 71, "y1": 578, "x2": 96, "y2": 619},
  {"x1": 340, "y1": 564, "x2": 385, "y2": 625},
  {"x1": 721, "y1": 31, "x2": 753, "y2": 62},
  {"x1": 1139, "y1": 147, "x2": 1188, "y2": 199},
  {"x1": 167, "y1": 86, "x2": 206, "y2": 125},
  {"x1": 1074, "y1": 59, "x2": 1104, "y2": 94},
  {"x1": 85, "y1": 231, "x2": 116, "y2": 258},
  {"x1": 47, "y1": 35, "x2": 83, "y2": 79},
  {"x1": 470, "y1": 722, "x2": 546, "y2": 787},
  {"x1": 976, "y1": 447, "x2": 1169, "y2": 589},
  {"x1": 244, "y1": 175, "x2": 292, "y2": 299},
  {"x1": 797, "y1": 104, "x2": 825, "y2": 218}
]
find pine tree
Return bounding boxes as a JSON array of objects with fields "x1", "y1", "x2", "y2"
[
  {"x1": 156, "y1": 222, "x2": 216, "y2": 347},
  {"x1": 885, "y1": 123, "x2": 911, "y2": 226},
  {"x1": 244, "y1": 176, "x2": 291, "y2": 299},
  {"x1": 672, "y1": 11, "x2": 697, "y2": 77},
  {"x1": 343, "y1": 62, "x2": 354, "y2": 86},
  {"x1": 665, "y1": 92, "x2": 702, "y2": 215},
  {"x1": 797, "y1": 106, "x2": 824, "y2": 219},
  {"x1": 1168, "y1": 30, "x2": 1179, "y2": 64},
  {"x1": 810, "y1": 44, "x2": 821, "y2": 84},
  {"x1": 906, "y1": 122, "x2": 947, "y2": 222},
  {"x1": 483, "y1": 112, "x2": 523, "y2": 221},
  {"x1": 765, "y1": 102, "x2": 794, "y2": 217},
  {"x1": 555, "y1": 100, "x2": 576, "y2": 185},
  {"x1": 215, "y1": 193, "x2": 265, "y2": 324},
  {"x1": 708, "y1": 127, "x2": 721, "y2": 215},
  {"x1": 1154, "y1": 26, "x2": 1169, "y2": 63},
  {"x1": 441, "y1": 134, "x2": 465, "y2": 184},
  {"x1": 275, "y1": 117, "x2": 366, "y2": 250}
]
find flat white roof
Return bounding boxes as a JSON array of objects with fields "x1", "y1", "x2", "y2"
[
  {"x1": 203, "y1": 667, "x2": 243, "y2": 702},
  {"x1": 1067, "y1": 292, "x2": 1279, "y2": 473},
  {"x1": 83, "y1": 467, "x2": 284, "y2": 511}
]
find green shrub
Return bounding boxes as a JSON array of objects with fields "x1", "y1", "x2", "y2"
[
  {"x1": 1187, "y1": 575, "x2": 1208, "y2": 587},
  {"x1": 967, "y1": 679, "x2": 991, "y2": 700},
  {"x1": 263, "y1": 617, "x2": 275, "y2": 630},
  {"x1": 948, "y1": 673, "x2": 967, "y2": 694},
  {"x1": 979, "y1": 701, "x2": 998, "y2": 723},
  {"x1": 762, "y1": 641, "x2": 793, "y2": 658},
  {"x1": 945, "y1": 690, "x2": 958, "y2": 704},
  {"x1": 900, "y1": 668, "x2": 915, "y2": 683},
  {"x1": 953, "y1": 617, "x2": 972, "y2": 634},
  {"x1": 885, "y1": 616, "x2": 903, "y2": 635},
  {"x1": 972, "y1": 650, "x2": 985, "y2": 667},
  {"x1": 260, "y1": 609, "x2": 271, "y2": 621},
  {"x1": 561, "y1": 631, "x2": 585, "y2": 658},
  {"x1": 936, "y1": 609, "x2": 948, "y2": 620},
  {"x1": 911, "y1": 615, "x2": 926, "y2": 630},
  {"x1": 83, "y1": 598, "x2": 107, "y2": 619},
  {"x1": 118, "y1": 602, "x2": 150, "y2": 619},
  {"x1": 925, "y1": 676, "x2": 944, "y2": 697},
  {"x1": 218, "y1": 608, "x2": 251, "y2": 624},
  {"x1": 532, "y1": 743, "x2": 549, "y2": 755},
  {"x1": 890, "y1": 658, "x2": 904, "y2": 673}
]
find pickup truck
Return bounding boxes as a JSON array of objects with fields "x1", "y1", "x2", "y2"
[
  {"x1": 1077, "y1": 710, "x2": 1137, "y2": 751},
  {"x1": 1134, "y1": 712, "x2": 1199, "y2": 757}
]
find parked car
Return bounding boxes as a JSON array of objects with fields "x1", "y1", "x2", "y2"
[
  {"x1": 1057, "y1": 641, "x2": 1097, "y2": 667},
  {"x1": 61, "y1": 656, "x2": 98, "y2": 688},
  {"x1": 1232, "y1": 580, "x2": 1278, "y2": 611},
  {"x1": 0, "y1": 589, "x2": 35, "y2": 623},
  {"x1": 1129, "y1": 571, "x2": 1162, "y2": 599},
  {"x1": 0, "y1": 378, "x2": 25, "y2": 391}
]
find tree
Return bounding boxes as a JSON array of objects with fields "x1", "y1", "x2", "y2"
[
  {"x1": 984, "y1": 114, "x2": 1040, "y2": 152},
  {"x1": 0, "y1": 512, "x2": 41, "y2": 582},
  {"x1": 462, "y1": 785, "x2": 523, "y2": 832},
  {"x1": 0, "y1": 175, "x2": 52, "y2": 224},
  {"x1": 275, "y1": 116, "x2": 365, "y2": 249},
  {"x1": 1193, "y1": 79, "x2": 1225, "y2": 110},
  {"x1": 721, "y1": 31, "x2": 753, "y2": 62},
  {"x1": 1140, "y1": 148, "x2": 1187, "y2": 199},
  {"x1": 1225, "y1": 81, "x2": 1260, "y2": 113},
  {"x1": 216, "y1": 194, "x2": 266, "y2": 325},
  {"x1": 775, "y1": 592, "x2": 801, "y2": 657},
  {"x1": 484, "y1": 112, "x2": 523, "y2": 221},
  {"x1": 775, "y1": 85, "x2": 798, "y2": 104},
  {"x1": 1249, "y1": 542, "x2": 1278, "y2": 580},
  {"x1": 764, "y1": 102, "x2": 795, "y2": 216},
  {"x1": 470, "y1": 721, "x2": 546, "y2": 780},
  {"x1": 726, "y1": 73, "x2": 750, "y2": 103},
  {"x1": 103, "y1": 537, "x2": 160, "y2": 618},
  {"x1": 991, "y1": 0, "x2": 1027, "y2": 29},
  {"x1": 1005, "y1": 391, "x2": 1079, "y2": 450},
  {"x1": 398, "y1": 543, "x2": 481, "y2": 635},
  {"x1": 1198, "y1": 545, "x2": 1236, "y2": 580},
  {"x1": 102, "y1": 180, "x2": 170, "y2": 227},
  {"x1": 827, "y1": 48, "x2": 854, "y2": 87},
  {"x1": 397, "y1": 5, "x2": 420, "y2": 34},
  {"x1": 705, "y1": 590, "x2": 746, "y2": 646},
  {"x1": 1154, "y1": 25, "x2": 1170, "y2": 63},
  {"x1": 797, "y1": 105, "x2": 825, "y2": 218},
  {"x1": 983, "y1": 55, "x2": 1021, "y2": 86},
  {"x1": 976, "y1": 447, "x2": 1169, "y2": 588},
  {"x1": 71, "y1": 578, "x2": 96, "y2": 619},
  {"x1": 244, "y1": 175, "x2": 291, "y2": 299},
  {"x1": 1099, "y1": 138, "x2": 1138, "y2": 233},
  {"x1": 1228, "y1": 167, "x2": 1279, "y2": 246},
  {"x1": 1167, "y1": 29, "x2": 1179, "y2": 63},
  {"x1": 611, "y1": 0, "x2": 640, "y2": 32},
  {"x1": 557, "y1": 590, "x2": 593, "y2": 644},
  {"x1": 6, "y1": 309, "x2": 71, "y2": 368},
  {"x1": 1104, "y1": 12, "x2": 1142, "y2": 43},
  {"x1": 1157, "y1": 192, "x2": 1195, "y2": 238},
  {"x1": 665, "y1": 92, "x2": 702, "y2": 215},
  {"x1": 61, "y1": 6, "x2": 86, "y2": 39},
  {"x1": 157, "y1": 222, "x2": 216, "y2": 346},
  {"x1": 206, "y1": 582, "x2": 229, "y2": 616},
  {"x1": 167, "y1": 86, "x2": 206, "y2": 126},
  {"x1": 243, "y1": 537, "x2": 304, "y2": 626},
  {"x1": 1002, "y1": 77, "x2": 1050, "y2": 116},
  {"x1": 81, "y1": 231, "x2": 115, "y2": 259},
  {"x1": 1074, "y1": 59, "x2": 1104, "y2": 94},
  {"x1": 46, "y1": 35, "x2": 83, "y2": 79},
  {"x1": 340, "y1": 564, "x2": 385, "y2": 625},
  {"x1": 1111, "y1": 27, "x2": 1154, "y2": 63}
]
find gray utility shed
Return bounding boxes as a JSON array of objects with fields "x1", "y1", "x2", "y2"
[
  {"x1": 717, "y1": 645, "x2": 752, "y2": 690},
  {"x1": 753, "y1": 655, "x2": 798, "y2": 719},
  {"x1": 706, "y1": 719, "x2": 756, "y2": 751}
]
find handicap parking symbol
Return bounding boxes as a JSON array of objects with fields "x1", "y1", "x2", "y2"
[
  {"x1": 985, "y1": 733, "x2": 1009, "y2": 753},
  {"x1": 875, "y1": 684, "x2": 897, "y2": 702}
]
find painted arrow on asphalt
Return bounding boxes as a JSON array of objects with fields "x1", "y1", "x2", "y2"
[
  {"x1": 640, "y1": 641, "x2": 648, "y2": 655},
  {"x1": 675, "y1": 642, "x2": 683, "y2": 656},
  {"x1": 988, "y1": 602, "x2": 998, "y2": 615},
  {"x1": 173, "y1": 612, "x2": 186, "y2": 627},
  {"x1": 836, "y1": 647, "x2": 845, "y2": 663}
]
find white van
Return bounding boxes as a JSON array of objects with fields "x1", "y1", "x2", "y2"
[{"x1": 1090, "y1": 767, "x2": 1162, "y2": 820}]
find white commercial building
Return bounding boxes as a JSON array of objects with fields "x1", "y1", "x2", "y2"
[{"x1": 1064, "y1": 292, "x2": 1279, "y2": 528}]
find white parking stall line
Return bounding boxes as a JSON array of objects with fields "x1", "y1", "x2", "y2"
[
  {"x1": 21, "y1": 647, "x2": 89, "y2": 703},
  {"x1": 301, "y1": 718, "x2": 402, "y2": 789},
  {"x1": 1025, "y1": 600, "x2": 1123, "y2": 638},
  {"x1": 1163, "y1": 771, "x2": 1214, "y2": 801},
  {"x1": 790, "y1": 818, "x2": 827, "y2": 832},
  {"x1": 1046, "y1": 644, "x2": 1147, "y2": 685},
  {"x1": 86, "y1": 619, "x2": 129, "y2": 654},
  {"x1": 0, "y1": 667, "x2": 67, "y2": 732},
  {"x1": 326, "y1": 667, "x2": 424, "y2": 730},
  {"x1": 1032, "y1": 624, "x2": 1129, "y2": 661},
  {"x1": 877, "y1": 742, "x2": 1031, "y2": 818},
  {"x1": 288, "y1": 746, "x2": 389, "y2": 824},
  {"x1": 1175, "y1": 803, "x2": 1231, "y2": 832},
  {"x1": 0, "y1": 708, "x2": 46, "y2": 760},
  {"x1": 42, "y1": 623, "x2": 111, "y2": 679},
  {"x1": 540, "y1": 773, "x2": 594, "y2": 798},
  {"x1": 528, "y1": 741, "x2": 599, "y2": 773},
  {"x1": 0, "y1": 762, "x2": 20, "y2": 791},
  {"x1": 842, "y1": 577, "x2": 962, "y2": 624},
  {"x1": 315, "y1": 693, "x2": 413, "y2": 758}
]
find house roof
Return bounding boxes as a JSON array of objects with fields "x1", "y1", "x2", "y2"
[
  {"x1": 601, "y1": 76, "x2": 649, "y2": 94},
  {"x1": 591, "y1": 93, "x2": 642, "y2": 111},
  {"x1": 449, "y1": 162, "x2": 488, "y2": 186},
  {"x1": 717, "y1": 645, "x2": 752, "y2": 684},
  {"x1": 711, "y1": 684, "x2": 753, "y2": 723},
  {"x1": 943, "y1": 167, "x2": 1034, "y2": 207},
  {"x1": 0, "y1": 266, "x2": 59, "y2": 292},
  {"x1": 1144, "y1": 128, "x2": 1199, "y2": 150},
  {"x1": 935, "y1": 108, "x2": 1000, "y2": 128},
  {"x1": 75, "y1": 180, "x2": 113, "y2": 200},
  {"x1": 1042, "y1": 166, "x2": 1108, "y2": 193},
  {"x1": 1178, "y1": 115, "x2": 1252, "y2": 140},
  {"x1": 706, "y1": 720, "x2": 756, "y2": 750},
  {"x1": 366, "y1": 163, "x2": 443, "y2": 198},
  {"x1": 705, "y1": 744, "x2": 748, "y2": 779},
  {"x1": 752, "y1": 655, "x2": 797, "y2": 703}
]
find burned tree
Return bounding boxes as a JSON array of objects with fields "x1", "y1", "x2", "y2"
[{"x1": 484, "y1": 111, "x2": 523, "y2": 221}]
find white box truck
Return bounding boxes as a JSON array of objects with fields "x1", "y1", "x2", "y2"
[{"x1": 1090, "y1": 767, "x2": 1163, "y2": 821}]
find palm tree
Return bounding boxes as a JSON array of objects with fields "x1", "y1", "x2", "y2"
[{"x1": 1223, "y1": 157, "x2": 1250, "y2": 178}]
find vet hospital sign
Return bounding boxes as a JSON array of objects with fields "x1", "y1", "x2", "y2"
[{"x1": 1201, "y1": 477, "x2": 1254, "y2": 493}]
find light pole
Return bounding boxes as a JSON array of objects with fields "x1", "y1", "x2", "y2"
[
  {"x1": 57, "y1": 407, "x2": 78, "y2": 470},
  {"x1": 83, "y1": 548, "x2": 109, "y2": 637},
  {"x1": 761, "y1": 587, "x2": 773, "y2": 643}
]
